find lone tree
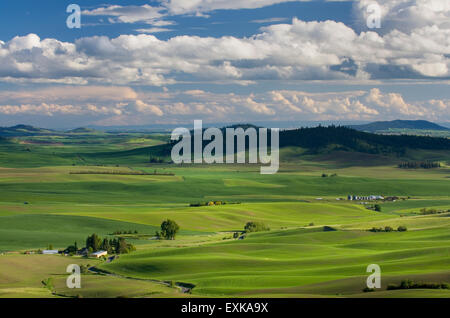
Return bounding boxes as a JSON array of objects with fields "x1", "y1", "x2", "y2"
[{"x1": 158, "y1": 219, "x2": 180, "y2": 240}]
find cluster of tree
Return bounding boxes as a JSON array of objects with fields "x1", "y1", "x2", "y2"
[
  {"x1": 369, "y1": 204, "x2": 382, "y2": 212},
  {"x1": 85, "y1": 233, "x2": 136, "y2": 254},
  {"x1": 387, "y1": 280, "x2": 449, "y2": 290},
  {"x1": 149, "y1": 157, "x2": 165, "y2": 163},
  {"x1": 398, "y1": 161, "x2": 441, "y2": 169},
  {"x1": 362, "y1": 287, "x2": 375, "y2": 293},
  {"x1": 369, "y1": 226, "x2": 407, "y2": 232},
  {"x1": 155, "y1": 220, "x2": 180, "y2": 240},
  {"x1": 321, "y1": 173, "x2": 338, "y2": 178},
  {"x1": 244, "y1": 221, "x2": 270, "y2": 233},
  {"x1": 64, "y1": 242, "x2": 78, "y2": 254},
  {"x1": 189, "y1": 201, "x2": 240, "y2": 207},
  {"x1": 419, "y1": 208, "x2": 450, "y2": 215},
  {"x1": 112, "y1": 230, "x2": 138, "y2": 235}
]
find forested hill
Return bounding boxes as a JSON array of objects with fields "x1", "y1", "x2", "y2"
[
  {"x1": 153, "y1": 125, "x2": 450, "y2": 158},
  {"x1": 279, "y1": 126, "x2": 450, "y2": 154},
  {"x1": 349, "y1": 120, "x2": 449, "y2": 133}
]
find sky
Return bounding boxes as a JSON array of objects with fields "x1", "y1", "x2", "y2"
[{"x1": 0, "y1": 0, "x2": 449, "y2": 128}]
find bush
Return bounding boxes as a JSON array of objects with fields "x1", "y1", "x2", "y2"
[
  {"x1": 374, "y1": 204, "x2": 382, "y2": 212},
  {"x1": 387, "y1": 283, "x2": 397, "y2": 290},
  {"x1": 80, "y1": 265, "x2": 89, "y2": 273},
  {"x1": 384, "y1": 226, "x2": 393, "y2": 232},
  {"x1": 387, "y1": 280, "x2": 449, "y2": 290},
  {"x1": 244, "y1": 221, "x2": 270, "y2": 233},
  {"x1": 419, "y1": 208, "x2": 446, "y2": 215},
  {"x1": 42, "y1": 278, "x2": 54, "y2": 291},
  {"x1": 397, "y1": 226, "x2": 407, "y2": 232},
  {"x1": 363, "y1": 287, "x2": 375, "y2": 292}
]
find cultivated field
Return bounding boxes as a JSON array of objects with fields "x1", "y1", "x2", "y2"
[{"x1": 0, "y1": 132, "x2": 449, "y2": 298}]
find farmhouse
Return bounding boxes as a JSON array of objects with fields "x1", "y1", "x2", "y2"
[
  {"x1": 91, "y1": 250, "x2": 108, "y2": 258},
  {"x1": 77, "y1": 247, "x2": 88, "y2": 256},
  {"x1": 347, "y1": 195, "x2": 384, "y2": 201}
]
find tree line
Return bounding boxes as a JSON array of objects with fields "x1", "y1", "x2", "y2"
[
  {"x1": 86, "y1": 234, "x2": 136, "y2": 254},
  {"x1": 64, "y1": 234, "x2": 136, "y2": 255},
  {"x1": 398, "y1": 161, "x2": 441, "y2": 169}
]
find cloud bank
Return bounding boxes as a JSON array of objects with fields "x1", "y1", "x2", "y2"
[
  {"x1": 0, "y1": 15, "x2": 449, "y2": 87},
  {"x1": 1, "y1": 86, "x2": 448, "y2": 123}
]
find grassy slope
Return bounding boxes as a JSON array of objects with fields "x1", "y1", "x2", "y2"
[
  {"x1": 0, "y1": 254, "x2": 179, "y2": 298},
  {"x1": 100, "y1": 223, "x2": 450, "y2": 297},
  {"x1": 0, "y1": 134, "x2": 448, "y2": 297},
  {"x1": 0, "y1": 214, "x2": 160, "y2": 251}
]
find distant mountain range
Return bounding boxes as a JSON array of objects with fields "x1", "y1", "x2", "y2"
[
  {"x1": 1, "y1": 120, "x2": 449, "y2": 136},
  {"x1": 0, "y1": 125, "x2": 102, "y2": 136},
  {"x1": 1, "y1": 119, "x2": 449, "y2": 139},
  {"x1": 348, "y1": 120, "x2": 449, "y2": 133}
]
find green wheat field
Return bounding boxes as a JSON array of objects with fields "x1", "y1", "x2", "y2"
[{"x1": 0, "y1": 129, "x2": 449, "y2": 298}]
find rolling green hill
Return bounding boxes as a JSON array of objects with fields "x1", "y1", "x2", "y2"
[
  {"x1": 0, "y1": 125, "x2": 55, "y2": 137},
  {"x1": 0, "y1": 126, "x2": 448, "y2": 298},
  {"x1": 0, "y1": 125, "x2": 448, "y2": 168},
  {"x1": 78, "y1": 126, "x2": 450, "y2": 166},
  {"x1": 100, "y1": 220, "x2": 450, "y2": 297}
]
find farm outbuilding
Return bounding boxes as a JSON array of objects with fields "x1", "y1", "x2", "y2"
[
  {"x1": 91, "y1": 250, "x2": 108, "y2": 258},
  {"x1": 42, "y1": 250, "x2": 59, "y2": 255}
]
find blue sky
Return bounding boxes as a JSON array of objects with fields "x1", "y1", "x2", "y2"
[
  {"x1": 0, "y1": 0, "x2": 449, "y2": 128},
  {"x1": 0, "y1": 1, "x2": 354, "y2": 41}
]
